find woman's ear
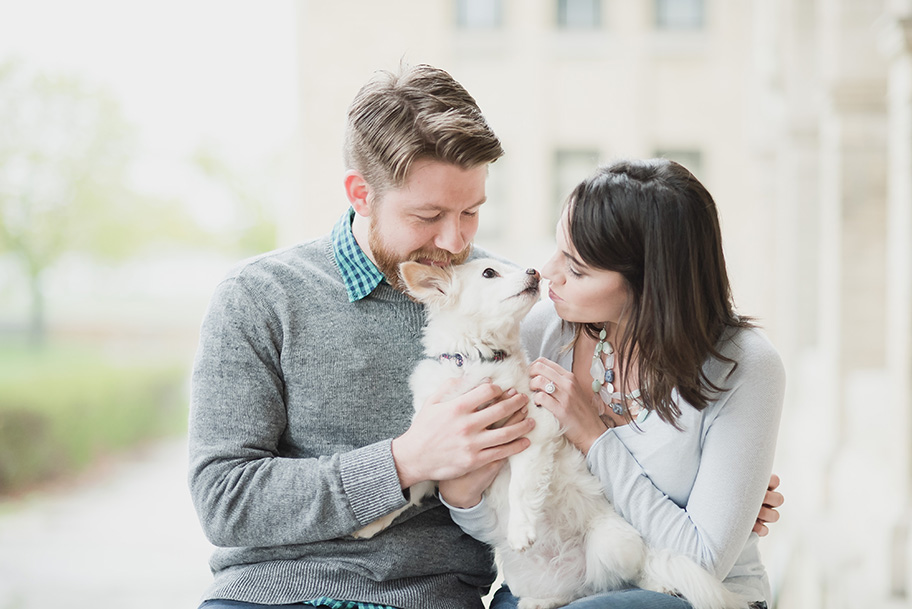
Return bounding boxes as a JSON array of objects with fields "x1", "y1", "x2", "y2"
[{"x1": 344, "y1": 170, "x2": 372, "y2": 216}]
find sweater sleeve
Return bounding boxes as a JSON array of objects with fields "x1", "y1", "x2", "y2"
[
  {"x1": 187, "y1": 275, "x2": 408, "y2": 548},
  {"x1": 586, "y1": 330, "x2": 785, "y2": 578}
]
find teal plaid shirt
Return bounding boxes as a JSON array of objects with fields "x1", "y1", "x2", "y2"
[
  {"x1": 304, "y1": 597, "x2": 397, "y2": 609},
  {"x1": 332, "y1": 207, "x2": 386, "y2": 302},
  {"x1": 307, "y1": 209, "x2": 397, "y2": 609}
]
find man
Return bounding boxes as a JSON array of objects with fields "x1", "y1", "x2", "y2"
[{"x1": 188, "y1": 64, "x2": 533, "y2": 609}]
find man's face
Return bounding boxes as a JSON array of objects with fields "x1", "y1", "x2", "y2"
[{"x1": 366, "y1": 159, "x2": 487, "y2": 290}]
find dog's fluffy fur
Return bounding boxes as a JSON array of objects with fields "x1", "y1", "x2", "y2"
[{"x1": 354, "y1": 258, "x2": 748, "y2": 609}]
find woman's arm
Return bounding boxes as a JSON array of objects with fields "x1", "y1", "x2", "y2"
[{"x1": 586, "y1": 334, "x2": 785, "y2": 577}]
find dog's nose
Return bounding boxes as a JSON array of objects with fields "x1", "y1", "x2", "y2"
[{"x1": 526, "y1": 268, "x2": 540, "y2": 280}]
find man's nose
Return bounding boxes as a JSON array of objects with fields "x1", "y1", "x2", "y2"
[{"x1": 435, "y1": 217, "x2": 468, "y2": 254}]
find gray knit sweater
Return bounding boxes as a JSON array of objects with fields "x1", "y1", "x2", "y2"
[{"x1": 188, "y1": 235, "x2": 496, "y2": 608}]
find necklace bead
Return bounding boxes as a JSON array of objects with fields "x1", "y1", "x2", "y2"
[{"x1": 590, "y1": 328, "x2": 649, "y2": 422}]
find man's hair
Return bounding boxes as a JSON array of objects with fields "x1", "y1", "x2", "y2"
[{"x1": 343, "y1": 64, "x2": 504, "y2": 195}]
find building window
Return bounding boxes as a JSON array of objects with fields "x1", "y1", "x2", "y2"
[
  {"x1": 557, "y1": 0, "x2": 601, "y2": 29},
  {"x1": 554, "y1": 149, "x2": 600, "y2": 223},
  {"x1": 654, "y1": 149, "x2": 703, "y2": 178},
  {"x1": 456, "y1": 0, "x2": 503, "y2": 29},
  {"x1": 655, "y1": 0, "x2": 704, "y2": 30}
]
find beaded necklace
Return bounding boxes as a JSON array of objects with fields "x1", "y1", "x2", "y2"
[{"x1": 589, "y1": 326, "x2": 650, "y2": 423}]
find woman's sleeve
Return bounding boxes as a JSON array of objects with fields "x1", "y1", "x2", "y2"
[
  {"x1": 521, "y1": 299, "x2": 562, "y2": 361},
  {"x1": 586, "y1": 332, "x2": 785, "y2": 578},
  {"x1": 442, "y1": 495, "x2": 503, "y2": 545}
]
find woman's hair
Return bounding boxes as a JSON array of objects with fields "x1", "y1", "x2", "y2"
[
  {"x1": 566, "y1": 158, "x2": 752, "y2": 426},
  {"x1": 343, "y1": 63, "x2": 504, "y2": 196}
]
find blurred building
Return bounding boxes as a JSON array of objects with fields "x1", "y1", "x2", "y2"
[{"x1": 288, "y1": 1, "x2": 911, "y2": 607}]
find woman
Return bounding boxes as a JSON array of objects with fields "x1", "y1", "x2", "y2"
[{"x1": 441, "y1": 159, "x2": 785, "y2": 609}]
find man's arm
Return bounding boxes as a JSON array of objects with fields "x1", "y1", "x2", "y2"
[
  {"x1": 189, "y1": 275, "x2": 533, "y2": 548},
  {"x1": 188, "y1": 276, "x2": 410, "y2": 547}
]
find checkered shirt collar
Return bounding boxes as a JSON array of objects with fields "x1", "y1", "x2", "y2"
[{"x1": 332, "y1": 207, "x2": 386, "y2": 302}]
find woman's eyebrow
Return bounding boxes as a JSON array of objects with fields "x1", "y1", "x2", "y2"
[{"x1": 562, "y1": 250, "x2": 585, "y2": 267}]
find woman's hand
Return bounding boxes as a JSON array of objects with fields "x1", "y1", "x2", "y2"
[
  {"x1": 529, "y1": 357, "x2": 608, "y2": 454},
  {"x1": 753, "y1": 473, "x2": 784, "y2": 536}
]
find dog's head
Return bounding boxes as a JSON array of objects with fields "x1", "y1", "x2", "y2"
[{"x1": 399, "y1": 258, "x2": 541, "y2": 350}]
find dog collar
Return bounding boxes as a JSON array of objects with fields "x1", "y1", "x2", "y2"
[{"x1": 436, "y1": 350, "x2": 509, "y2": 367}]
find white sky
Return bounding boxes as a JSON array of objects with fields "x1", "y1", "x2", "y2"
[
  {"x1": 0, "y1": 0, "x2": 301, "y2": 327},
  {"x1": 0, "y1": 0, "x2": 300, "y2": 219}
]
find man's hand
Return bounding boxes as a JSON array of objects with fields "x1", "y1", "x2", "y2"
[
  {"x1": 391, "y1": 381, "x2": 533, "y2": 492},
  {"x1": 437, "y1": 401, "x2": 531, "y2": 508},
  {"x1": 753, "y1": 473, "x2": 784, "y2": 537}
]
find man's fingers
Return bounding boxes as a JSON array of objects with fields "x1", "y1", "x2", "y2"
[
  {"x1": 758, "y1": 506, "x2": 780, "y2": 524},
  {"x1": 764, "y1": 488, "x2": 784, "y2": 508},
  {"x1": 480, "y1": 412, "x2": 534, "y2": 449},
  {"x1": 426, "y1": 381, "x2": 502, "y2": 412},
  {"x1": 479, "y1": 436, "x2": 531, "y2": 464},
  {"x1": 456, "y1": 382, "x2": 504, "y2": 411},
  {"x1": 494, "y1": 403, "x2": 528, "y2": 429},
  {"x1": 475, "y1": 390, "x2": 527, "y2": 427},
  {"x1": 768, "y1": 473, "x2": 781, "y2": 491}
]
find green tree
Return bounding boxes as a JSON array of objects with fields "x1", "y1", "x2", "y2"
[
  {"x1": 0, "y1": 61, "x2": 210, "y2": 344},
  {"x1": 192, "y1": 143, "x2": 278, "y2": 255}
]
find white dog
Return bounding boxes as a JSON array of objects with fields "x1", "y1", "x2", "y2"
[{"x1": 355, "y1": 258, "x2": 747, "y2": 609}]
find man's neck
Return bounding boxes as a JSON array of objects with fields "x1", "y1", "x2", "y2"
[{"x1": 350, "y1": 212, "x2": 378, "y2": 268}]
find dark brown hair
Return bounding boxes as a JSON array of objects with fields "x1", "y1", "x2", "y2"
[
  {"x1": 566, "y1": 158, "x2": 752, "y2": 425},
  {"x1": 343, "y1": 63, "x2": 504, "y2": 195}
]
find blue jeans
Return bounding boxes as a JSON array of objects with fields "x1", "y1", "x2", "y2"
[{"x1": 488, "y1": 585, "x2": 693, "y2": 609}]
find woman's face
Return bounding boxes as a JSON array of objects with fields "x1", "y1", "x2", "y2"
[{"x1": 542, "y1": 208, "x2": 631, "y2": 327}]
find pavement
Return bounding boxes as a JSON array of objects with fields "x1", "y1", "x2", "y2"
[{"x1": 0, "y1": 436, "x2": 215, "y2": 609}]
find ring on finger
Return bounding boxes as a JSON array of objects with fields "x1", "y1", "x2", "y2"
[{"x1": 544, "y1": 381, "x2": 556, "y2": 395}]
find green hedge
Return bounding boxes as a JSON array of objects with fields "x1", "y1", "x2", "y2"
[{"x1": 0, "y1": 341, "x2": 189, "y2": 495}]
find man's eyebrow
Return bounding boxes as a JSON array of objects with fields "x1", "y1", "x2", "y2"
[{"x1": 414, "y1": 199, "x2": 487, "y2": 212}]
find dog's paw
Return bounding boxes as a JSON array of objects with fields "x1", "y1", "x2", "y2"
[{"x1": 507, "y1": 521, "x2": 537, "y2": 552}]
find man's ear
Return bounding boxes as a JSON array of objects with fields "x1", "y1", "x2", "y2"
[
  {"x1": 399, "y1": 261, "x2": 453, "y2": 307},
  {"x1": 344, "y1": 170, "x2": 372, "y2": 216}
]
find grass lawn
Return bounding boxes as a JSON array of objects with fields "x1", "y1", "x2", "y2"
[{"x1": 0, "y1": 339, "x2": 190, "y2": 495}]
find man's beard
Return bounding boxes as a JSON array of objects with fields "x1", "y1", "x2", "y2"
[{"x1": 368, "y1": 224, "x2": 472, "y2": 292}]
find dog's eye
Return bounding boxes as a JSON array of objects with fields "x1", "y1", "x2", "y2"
[{"x1": 482, "y1": 268, "x2": 500, "y2": 279}]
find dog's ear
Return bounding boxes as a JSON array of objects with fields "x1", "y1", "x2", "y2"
[{"x1": 399, "y1": 261, "x2": 453, "y2": 306}]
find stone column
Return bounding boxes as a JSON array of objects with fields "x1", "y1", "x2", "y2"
[
  {"x1": 815, "y1": 1, "x2": 890, "y2": 606},
  {"x1": 879, "y1": 12, "x2": 912, "y2": 601}
]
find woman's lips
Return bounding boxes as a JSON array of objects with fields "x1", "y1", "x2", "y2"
[{"x1": 548, "y1": 287, "x2": 562, "y2": 302}]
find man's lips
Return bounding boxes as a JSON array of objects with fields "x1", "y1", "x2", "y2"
[{"x1": 416, "y1": 258, "x2": 450, "y2": 267}]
